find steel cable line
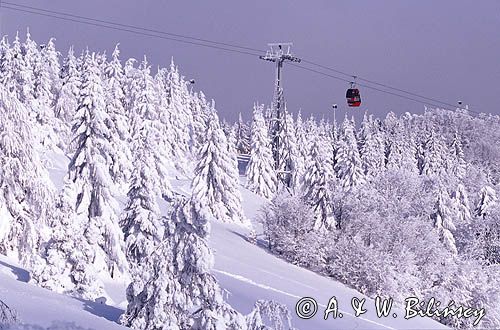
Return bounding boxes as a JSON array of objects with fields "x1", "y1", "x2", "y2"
[
  {"x1": 0, "y1": 4, "x2": 262, "y2": 57},
  {"x1": 289, "y1": 63, "x2": 460, "y2": 111},
  {"x1": 301, "y1": 58, "x2": 469, "y2": 111},
  {"x1": 1, "y1": 2, "x2": 494, "y2": 119},
  {"x1": 2, "y1": 1, "x2": 265, "y2": 55}
]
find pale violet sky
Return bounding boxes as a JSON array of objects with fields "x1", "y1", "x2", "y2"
[{"x1": 1, "y1": 0, "x2": 499, "y2": 122}]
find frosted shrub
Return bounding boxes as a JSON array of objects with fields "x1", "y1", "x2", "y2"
[
  {"x1": 246, "y1": 300, "x2": 295, "y2": 330},
  {"x1": 259, "y1": 193, "x2": 325, "y2": 269},
  {"x1": 0, "y1": 299, "x2": 19, "y2": 327}
]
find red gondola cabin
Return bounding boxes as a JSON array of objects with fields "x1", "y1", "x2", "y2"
[{"x1": 346, "y1": 88, "x2": 361, "y2": 107}]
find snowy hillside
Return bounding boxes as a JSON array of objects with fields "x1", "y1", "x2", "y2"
[{"x1": 0, "y1": 156, "x2": 448, "y2": 329}]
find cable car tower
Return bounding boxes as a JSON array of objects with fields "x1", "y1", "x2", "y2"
[{"x1": 260, "y1": 43, "x2": 301, "y2": 175}]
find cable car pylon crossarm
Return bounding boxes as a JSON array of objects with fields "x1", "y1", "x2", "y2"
[{"x1": 259, "y1": 43, "x2": 301, "y2": 179}]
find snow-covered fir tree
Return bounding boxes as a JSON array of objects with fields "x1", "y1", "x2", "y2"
[
  {"x1": 447, "y1": 131, "x2": 467, "y2": 179},
  {"x1": 189, "y1": 91, "x2": 209, "y2": 152},
  {"x1": 31, "y1": 190, "x2": 103, "y2": 298},
  {"x1": 386, "y1": 120, "x2": 418, "y2": 174},
  {"x1": 275, "y1": 109, "x2": 303, "y2": 188},
  {"x1": 421, "y1": 127, "x2": 448, "y2": 176},
  {"x1": 20, "y1": 29, "x2": 39, "y2": 105},
  {"x1": 433, "y1": 188, "x2": 458, "y2": 255},
  {"x1": 234, "y1": 112, "x2": 251, "y2": 155},
  {"x1": 121, "y1": 197, "x2": 247, "y2": 330},
  {"x1": 192, "y1": 106, "x2": 248, "y2": 225},
  {"x1": 302, "y1": 134, "x2": 336, "y2": 231},
  {"x1": 293, "y1": 110, "x2": 308, "y2": 189},
  {"x1": 334, "y1": 116, "x2": 365, "y2": 190},
  {"x1": 55, "y1": 46, "x2": 80, "y2": 125},
  {"x1": 131, "y1": 56, "x2": 172, "y2": 199},
  {"x1": 246, "y1": 104, "x2": 277, "y2": 199},
  {"x1": 359, "y1": 114, "x2": 385, "y2": 178},
  {"x1": 10, "y1": 33, "x2": 29, "y2": 102},
  {"x1": 160, "y1": 58, "x2": 193, "y2": 163},
  {"x1": 36, "y1": 38, "x2": 60, "y2": 108},
  {"x1": 476, "y1": 186, "x2": 497, "y2": 218},
  {"x1": 61, "y1": 52, "x2": 127, "y2": 287},
  {"x1": 0, "y1": 85, "x2": 54, "y2": 267},
  {"x1": 0, "y1": 36, "x2": 14, "y2": 91},
  {"x1": 103, "y1": 44, "x2": 132, "y2": 191},
  {"x1": 120, "y1": 124, "x2": 164, "y2": 271},
  {"x1": 452, "y1": 183, "x2": 472, "y2": 223}
]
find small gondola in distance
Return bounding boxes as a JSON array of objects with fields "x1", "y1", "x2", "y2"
[{"x1": 346, "y1": 87, "x2": 361, "y2": 107}]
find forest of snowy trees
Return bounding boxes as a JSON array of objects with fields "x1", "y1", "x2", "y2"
[
  {"x1": 247, "y1": 109, "x2": 500, "y2": 328},
  {"x1": 0, "y1": 30, "x2": 499, "y2": 329},
  {"x1": 0, "y1": 31, "x2": 296, "y2": 330}
]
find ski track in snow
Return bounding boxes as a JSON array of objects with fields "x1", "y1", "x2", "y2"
[
  {"x1": 213, "y1": 269, "x2": 397, "y2": 330},
  {"x1": 216, "y1": 254, "x2": 317, "y2": 291}
]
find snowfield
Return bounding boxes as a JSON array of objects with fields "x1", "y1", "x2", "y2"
[{"x1": 0, "y1": 152, "x2": 447, "y2": 329}]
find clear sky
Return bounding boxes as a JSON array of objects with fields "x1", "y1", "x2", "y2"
[{"x1": 1, "y1": 0, "x2": 499, "y2": 123}]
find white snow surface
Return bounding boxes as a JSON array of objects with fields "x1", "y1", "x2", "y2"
[{"x1": 0, "y1": 151, "x2": 448, "y2": 329}]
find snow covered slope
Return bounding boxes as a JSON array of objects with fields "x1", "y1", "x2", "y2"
[
  {"x1": 0, "y1": 255, "x2": 126, "y2": 329},
  {"x1": 0, "y1": 152, "x2": 448, "y2": 329}
]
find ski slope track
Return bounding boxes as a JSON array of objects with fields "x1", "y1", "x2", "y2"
[{"x1": 0, "y1": 151, "x2": 448, "y2": 329}]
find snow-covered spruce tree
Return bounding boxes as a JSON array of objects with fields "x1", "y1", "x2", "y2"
[
  {"x1": 162, "y1": 58, "x2": 194, "y2": 162},
  {"x1": 386, "y1": 121, "x2": 418, "y2": 174},
  {"x1": 62, "y1": 52, "x2": 127, "y2": 284},
  {"x1": 302, "y1": 135, "x2": 336, "y2": 231},
  {"x1": 452, "y1": 183, "x2": 472, "y2": 223},
  {"x1": 303, "y1": 115, "x2": 318, "y2": 153},
  {"x1": 35, "y1": 38, "x2": 60, "y2": 108},
  {"x1": 476, "y1": 186, "x2": 497, "y2": 218},
  {"x1": 10, "y1": 33, "x2": 29, "y2": 102},
  {"x1": 234, "y1": 112, "x2": 251, "y2": 155},
  {"x1": 359, "y1": 113, "x2": 385, "y2": 178},
  {"x1": 123, "y1": 57, "x2": 140, "y2": 115},
  {"x1": 447, "y1": 131, "x2": 466, "y2": 179},
  {"x1": 421, "y1": 128, "x2": 448, "y2": 176},
  {"x1": 0, "y1": 85, "x2": 54, "y2": 267},
  {"x1": 121, "y1": 197, "x2": 247, "y2": 330},
  {"x1": 131, "y1": 57, "x2": 172, "y2": 200},
  {"x1": 293, "y1": 110, "x2": 308, "y2": 189},
  {"x1": 55, "y1": 47, "x2": 80, "y2": 124},
  {"x1": 433, "y1": 189, "x2": 458, "y2": 255},
  {"x1": 283, "y1": 111, "x2": 303, "y2": 191},
  {"x1": 0, "y1": 36, "x2": 14, "y2": 91},
  {"x1": 120, "y1": 123, "x2": 164, "y2": 272},
  {"x1": 278, "y1": 108, "x2": 303, "y2": 189},
  {"x1": 154, "y1": 60, "x2": 196, "y2": 175},
  {"x1": 246, "y1": 104, "x2": 277, "y2": 199},
  {"x1": 189, "y1": 91, "x2": 210, "y2": 152},
  {"x1": 103, "y1": 44, "x2": 132, "y2": 192},
  {"x1": 54, "y1": 46, "x2": 81, "y2": 148},
  {"x1": 334, "y1": 116, "x2": 365, "y2": 191},
  {"x1": 31, "y1": 190, "x2": 103, "y2": 298},
  {"x1": 21, "y1": 29, "x2": 40, "y2": 105},
  {"x1": 192, "y1": 105, "x2": 248, "y2": 225},
  {"x1": 227, "y1": 124, "x2": 243, "y2": 184}
]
